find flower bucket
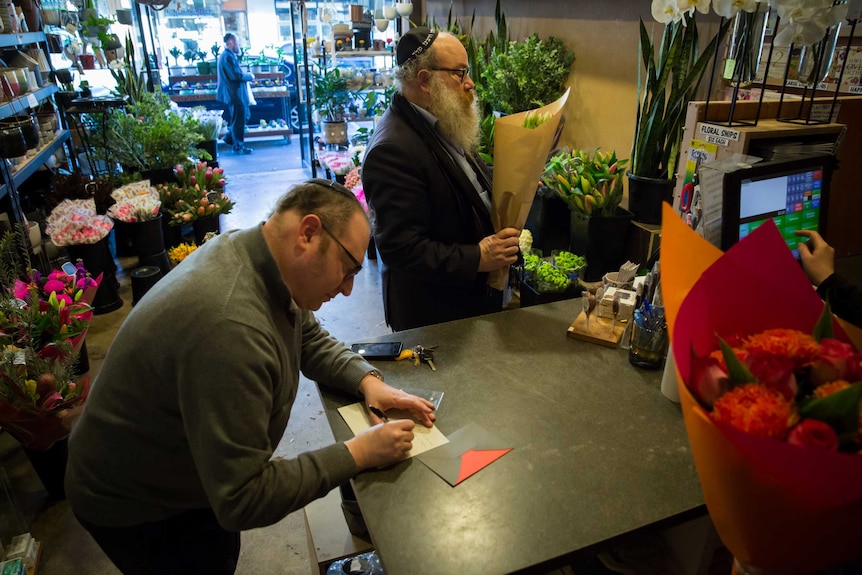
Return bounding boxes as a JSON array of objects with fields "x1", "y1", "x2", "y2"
[
  {"x1": 626, "y1": 173, "x2": 675, "y2": 225},
  {"x1": 23, "y1": 437, "x2": 68, "y2": 499},
  {"x1": 127, "y1": 213, "x2": 166, "y2": 258},
  {"x1": 66, "y1": 238, "x2": 123, "y2": 315},
  {"x1": 193, "y1": 215, "x2": 220, "y2": 245},
  {"x1": 569, "y1": 207, "x2": 633, "y2": 283}
]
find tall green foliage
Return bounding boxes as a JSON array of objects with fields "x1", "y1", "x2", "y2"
[{"x1": 631, "y1": 15, "x2": 730, "y2": 180}]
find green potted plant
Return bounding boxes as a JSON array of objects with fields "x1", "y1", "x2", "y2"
[
  {"x1": 628, "y1": 8, "x2": 730, "y2": 225},
  {"x1": 478, "y1": 34, "x2": 574, "y2": 116},
  {"x1": 168, "y1": 47, "x2": 183, "y2": 76},
  {"x1": 99, "y1": 91, "x2": 207, "y2": 176},
  {"x1": 542, "y1": 149, "x2": 631, "y2": 282},
  {"x1": 312, "y1": 65, "x2": 352, "y2": 145}
]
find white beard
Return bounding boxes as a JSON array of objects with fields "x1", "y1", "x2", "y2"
[{"x1": 426, "y1": 74, "x2": 480, "y2": 153}]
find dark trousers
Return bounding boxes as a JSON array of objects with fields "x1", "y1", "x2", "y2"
[
  {"x1": 75, "y1": 508, "x2": 240, "y2": 575},
  {"x1": 224, "y1": 102, "x2": 246, "y2": 149}
]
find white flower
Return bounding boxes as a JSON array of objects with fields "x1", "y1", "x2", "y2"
[
  {"x1": 519, "y1": 229, "x2": 533, "y2": 254},
  {"x1": 677, "y1": 0, "x2": 712, "y2": 15},
  {"x1": 769, "y1": 0, "x2": 847, "y2": 47},
  {"x1": 652, "y1": 0, "x2": 684, "y2": 23},
  {"x1": 108, "y1": 60, "x2": 124, "y2": 71},
  {"x1": 712, "y1": 0, "x2": 760, "y2": 18}
]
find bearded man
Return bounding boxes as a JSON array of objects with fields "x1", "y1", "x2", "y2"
[{"x1": 362, "y1": 27, "x2": 521, "y2": 332}]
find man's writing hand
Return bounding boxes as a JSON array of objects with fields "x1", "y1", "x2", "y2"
[
  {"x1": 478, "y1": 228, "x2": 520, "y2": 272},
  {"x1": 346, "y1": 420, "x2": 416, "y2": 469}
]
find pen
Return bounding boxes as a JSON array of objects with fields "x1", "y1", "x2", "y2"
[{"x1": 368, "y1": 405, "x2": 389, "y2": 422}]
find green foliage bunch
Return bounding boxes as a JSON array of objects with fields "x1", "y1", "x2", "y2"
[
  {"x1": 109, "y1": 34, "x2": 147, "y2": 106},
  {"x1": 543, "y1": 149, "x2": 628, "y2": 218},
  {"x1": 478, "y1": 34, "x2": 574, "y2": 116},
  {"x1": 535, "y1": 261, "x2": 568, "y2": 291},
  {"x1": 312, "y1": 66, "x2": 353, "y2": 122},
  {"x1": 631, "y1": 14, "x2": 730, "y2": 180},
  {"x1": 101, "y1": 91, "x2": 206, "y2": 172}
]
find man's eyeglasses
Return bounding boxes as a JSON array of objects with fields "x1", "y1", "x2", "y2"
[
  {"x1": 305, "y1": 178, "x2": 364, "y2": 281},
  {"x1": 428, "y1": 67, "x2": 470, "y2": 83}
]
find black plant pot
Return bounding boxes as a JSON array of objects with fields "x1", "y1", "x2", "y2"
[
  {"x1": 570, "y1": 207, "x2": 634, "y2": 283},
  {"x1": 111, "y1": 220, "x2": 135, "y2": 258},
  {"x1": 197, "y1": 139, "x2": 218, "y2": 167},
  {"x1": 193, "y1": 215, "x2": 220, "y2": 245},
  {"x1": 128, "y1": 214, "x2": 166, "y2": 258},
  {"x1": 0, "y1": 125, "x2": 28, "y2": 158},
  {"x1": 627, "y1": 173, "x2": 676, "y2": 225},
  {"x1": 0, "y1": 115, "x2": 39, "y2": 149},
  {"x1": 161, "y1": 214, "x2": 184, "y2": 249},
  {"x1": 66, "y1": 236, "x2": 124, "y2": 315},
  {"x1": 140, "y1": 167, "x2": 177, "y2": 186},
  {"x1": 53, "y1": 90, "x2": 80, "y2": 112},
  {"x1": 524, "y1": 192, "x2": 571, "y2": 257},
  {"x1": 23, "y1": 437, "x2": 68, "y2": 500}
]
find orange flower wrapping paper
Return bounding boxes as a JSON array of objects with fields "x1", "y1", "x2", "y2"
[{"x1": 660, "y1": 204, "x2": 862, "y2": 573}]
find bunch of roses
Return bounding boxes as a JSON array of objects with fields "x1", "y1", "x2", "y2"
[{"x1": 692, "y1": 323, "x2": 862, "y2": 453}]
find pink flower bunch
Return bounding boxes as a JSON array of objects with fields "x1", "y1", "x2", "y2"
[
  {"x1": 45, "y1": 200, "x2": 113, "y2": 247},
  {"x1": 159, "y1": 162, "x2": 233, "y2": 226}
]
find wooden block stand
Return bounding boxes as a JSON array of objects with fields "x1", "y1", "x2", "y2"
[
  {"x1": 304, "y1": 490, "x2": 373, "y2": 575},
  {"x1": 567, "y1": 311, "x2": 626, "y2": 348}
]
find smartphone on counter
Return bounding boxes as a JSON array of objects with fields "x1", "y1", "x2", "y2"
[{"x1": 350, "y1": 342, "x2": 403, "y2": 360}]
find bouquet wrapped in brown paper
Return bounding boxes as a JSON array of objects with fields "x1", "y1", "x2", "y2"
[{"x1": 488, "y1": 88, "x2": 570, "y2": 290}]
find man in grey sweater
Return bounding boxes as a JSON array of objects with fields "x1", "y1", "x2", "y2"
[{"x1": 66, "y1": 180, "x2": 436, "y2": 574}]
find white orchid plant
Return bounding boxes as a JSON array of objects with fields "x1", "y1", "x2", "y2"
[
  {"x1": 652, "y1": 0, "x2": 850, "y2": 47},
  {"x1": 634, "y1": 0, "x2": 848, "y2": 180}
]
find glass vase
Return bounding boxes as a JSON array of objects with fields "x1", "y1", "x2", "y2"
[
  {"x1": 789, "y1": 23, "x2": 842, "y2": 88},
  {"x1": 723, "y1": 6, "x2": 769, "y2": 87}
]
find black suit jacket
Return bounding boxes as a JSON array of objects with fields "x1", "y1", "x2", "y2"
[{"x1": 362, "y1": 96, "x2": 499, "y2": 331}]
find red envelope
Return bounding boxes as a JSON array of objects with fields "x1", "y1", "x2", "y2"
[{"x1": 417, "y1": 423, "x2": 513, "y2": 486}]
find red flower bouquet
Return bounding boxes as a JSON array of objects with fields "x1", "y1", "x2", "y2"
[
  {"x1": 661, "y1": 204, "x2": 862, "y2": 574},
  {"x1": 0, "y1": 237, "x2": 99, "y2": 451}
]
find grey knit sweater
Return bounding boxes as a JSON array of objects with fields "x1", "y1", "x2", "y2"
[{"x1": 66, "y1": 224, "x2": 375, "y2": 530}]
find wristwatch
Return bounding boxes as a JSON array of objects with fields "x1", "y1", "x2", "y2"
[{"x1": 366, "y1": 370, "x2": 383, "y2": 381}]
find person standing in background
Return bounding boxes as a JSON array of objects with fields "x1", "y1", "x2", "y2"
[
  {"x1": 216, "y1": 33, "x2": 254, "y2": 155},
  {"x1": 362, "y1": 27, "x2": 520, "y2": 331}
]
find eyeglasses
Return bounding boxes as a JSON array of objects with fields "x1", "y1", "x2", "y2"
[
  {"x1": 428, "y1": 67, "x2": 470, "y2": 83},
  {"x1": 305, "y1": 178, "x2": 364, "y2": 281},
  {"x1": 319, "y1": 220, "x2": 363, "y2": 281}
]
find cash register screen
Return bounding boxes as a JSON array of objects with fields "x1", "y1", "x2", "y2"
[{"x1": 721, "y1": 155, "x2": 834, "y2": 257}]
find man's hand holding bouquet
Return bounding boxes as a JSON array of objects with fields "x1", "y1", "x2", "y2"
[{"x1": 661, "y1": 204, "x2": 862, "y2": 574}]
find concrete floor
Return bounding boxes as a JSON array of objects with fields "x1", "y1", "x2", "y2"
[{"x1": 0, "y1": 137, "x2": 394, "y2": 575}]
